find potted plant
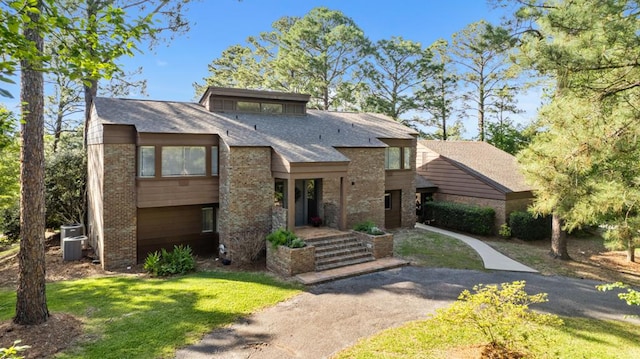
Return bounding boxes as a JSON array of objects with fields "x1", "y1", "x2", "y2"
[{"x1": 310, "y1": 216, "x2": 322, "y2": 227}]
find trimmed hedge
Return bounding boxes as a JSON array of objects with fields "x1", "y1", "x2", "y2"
[
  {"x1": 424, "y1": 201, "x2": 495, "y2": 235},
  {"x1": 509, "y1": 211, "x2": 551, "y2": 241}
]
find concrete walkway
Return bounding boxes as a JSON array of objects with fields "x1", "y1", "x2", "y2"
[{"x1": 415, "y1": 223, "x2": 538, "y2": 273}]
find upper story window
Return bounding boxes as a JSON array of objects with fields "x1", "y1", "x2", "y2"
[
  {"x1": 236, "y1": 101, "x2": 284, "y2": 114},
  {"x1": 138, "y1": 146, "x2": 155, "y2": 177},
  {"x1": 161, "y1": 146, "x2": 206, "y2": 177},
  {"x1": 385, "y1": 146, "x2": 412, "y2": 170},
  {"x1": 211, "y1": 146, "x2": 219, "y2": 176},
  {"x1": 210, "y1": 97, "x2": 303, "y2": 114}
]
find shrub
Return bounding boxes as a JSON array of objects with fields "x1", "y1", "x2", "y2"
[
  {"x1": 266, "y1": 229, "x2": 306, "y2": 249},
  {"x1": 433, "y1": 281, "x2": 563, "y2": 356},
  {"x1": 0, "y1": 201, "x2": 20, "y2": 244},
  {"x1": 143, "y1": 245, "x2": 195, "y2": 277},
  {"x1": 226, "y1": 229, "x2": 267, "y2": 264},
  {"x1": 424, "y1": 201, "x2": 495, "y2": 235},
  {"x1": 597, "y1": 282, "x2": 640, "y2": 308},
  {"x1": 353, "y1": 221, "x2": 385, "y2": 235},
  {"x1": 509, "y1": 211, "x2": 551, "y2": 241},
  {"x1": 498, "y1": 223, "x2": 512, "y2": 238}
]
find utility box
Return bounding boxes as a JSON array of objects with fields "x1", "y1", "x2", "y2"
[
  {"x1": 61, "y1": 223, "x2": 84, "y2": 240},
  {"x1": 63, "y1": 235, "x2": 86, "y2": 261}
]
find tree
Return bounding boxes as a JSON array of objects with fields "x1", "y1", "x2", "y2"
[
  {"x1": 418, "y1": 39, "x2": 462, "y2": 140},
  {"x1": 16, "y1": 0, "x2": 49, "y2": 325},
  {"x1": 0, "y1": 106, "x2": 19, "y2": 212},
  {"x1": 359, "y1": 36, "x2": 436, "y2": 122},
  {"x1": 450, "y1": 20, "x2": 520, "y2": 141},
  {"x1": 514, "y1": 0, "x2": 640, "y2": 261},
  {"x1": 196, "y1": 7, "x2": 371, "y2": 111},
  {"x1": 486, "y1": 120, "x2": 532, "y2": 155}
]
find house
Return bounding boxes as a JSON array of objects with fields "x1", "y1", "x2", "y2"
[
  {"x1": 416, "y1": 140, "x2": 534, "y2": 231},
  {"x1": 87, "y1": 87, "x2": 418, "y2": 270}
]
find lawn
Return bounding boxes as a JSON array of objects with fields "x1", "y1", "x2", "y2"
[
  {"x1": 393, "y1": 228, "x2": 484, "y2": 270},
  {"x1": 0, "y1": 271, "x2": 301, "y2": 359},
  {"x1": 333, "y1": 315, "x2": 640, "y2": 359}
]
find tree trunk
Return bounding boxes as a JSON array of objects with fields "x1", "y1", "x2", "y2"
[
  {"x1": 82, "y1": 79, "x2": 98, "y2": 147},
  {"x1": 550, "y1": 213, "x2": 570, "y2": 260},
  {"x1": 627, "y1": 237, "x2": 635, "y2": 262},
  {"x1": 52, "y1": 110, "x2": 63, "y2": 153},
  {"x1": 15, "y1": 0, "x2": 49, "y2": 325}
]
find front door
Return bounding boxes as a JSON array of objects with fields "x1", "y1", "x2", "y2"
[{"x1": 295, "y1": 179, "x2": 321, "y2": 226}]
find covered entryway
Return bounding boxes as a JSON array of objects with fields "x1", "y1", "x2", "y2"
[
  {"x1": 384, "y1": 190, "x2": 401, "y2": 229},
  {"x1": 295, "y1": 179, "x2": 321, "y2": 226}
]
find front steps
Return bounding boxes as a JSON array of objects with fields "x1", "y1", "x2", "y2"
[{"x1": 305, "y1": 233, "x2": 374, "y2": 271}]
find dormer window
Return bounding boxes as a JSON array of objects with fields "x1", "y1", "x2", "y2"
[{"x1": 201, "y1": 87, "x2": 309, "y2": 115}]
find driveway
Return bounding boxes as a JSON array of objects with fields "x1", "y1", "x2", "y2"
[{"x1": 175, "y1": 267, "x2": 640, "y2": 359}]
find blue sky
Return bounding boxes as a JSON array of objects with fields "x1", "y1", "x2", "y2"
[{"x1": 2, "y1": 0, "x2": 541, "y2": 137}]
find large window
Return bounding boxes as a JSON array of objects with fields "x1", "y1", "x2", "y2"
[
  {"x1": 385, "y1": 146, "x2": 412, "y2": 170},
  {"x1": 385, "y1": 147, "x2": 401, "y2": 170},
  {"x1": 161, "y1": 146, "x2": 206, "y2": 177},
  {"x1": 138, "y1": 146, "x2": 155, "y2": 177}
]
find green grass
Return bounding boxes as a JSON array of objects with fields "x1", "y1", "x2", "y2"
[
  {"x1": 0, "y1": 271, "x2": 301, "y2": 359},
  {"x1": 393, "y1": 229, "x2": 484, "y2": 270},
  {"x1": 333, "y1": 316, "x2": 640, "y2": 359}
]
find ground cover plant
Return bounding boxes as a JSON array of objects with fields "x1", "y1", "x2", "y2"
[{"x1": 0, "y1": 272, "x2": 301, "y2": 359}]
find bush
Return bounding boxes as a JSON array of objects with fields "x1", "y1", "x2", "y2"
[
  {"x1": 266, "y1": 229, "x2": 306, "y2": 249},
  {"x1": 424, "y1": 201, "x2": 495, "y2": 235},
  {"x1": 509, "y1": 211, "x2": 551, "y2": 241},
  {"x1": 0, "y1": 340, "x2": 30, "y2": 359},
  {"x1": 44, "y1": 147, "x2": 86, "y2": 229},
  {"x1": 143, "y1": 245, "x2": 195, "y2": 277},
  {"x1": 353, "y1": 221, "x2": 385, "y2": 235},
  {"x1": 433, "y1": 281, "x2": 563, "y2": 356},
  {"x1": 0, "y1": 201, "x2": 20, "y2": 244},
  {"x1": 226, "y1": 229, "x2": 267, "y2": 265}
]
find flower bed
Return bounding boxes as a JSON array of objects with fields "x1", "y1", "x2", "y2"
[
  {"x1": 266, "y1": 241, "x2": 315, "y2": 276},
  {"x1": 352, "y1": 231, "x2": 394, "y2": 259}
]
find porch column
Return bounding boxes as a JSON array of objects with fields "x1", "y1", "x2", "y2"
[
  {"x1": 287, "y1": 178, "x2": 296, "y2": 230},
  {"x1": 339, "y1": 176, "x2": 347, "y2": 230}
]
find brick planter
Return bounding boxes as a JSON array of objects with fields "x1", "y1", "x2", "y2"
[
  {"x1": 266, "y1": 242, "x2": 316, "y2": 276},
  {"x1": 352, "y1": 231, "x2": 394, "y2": 259}
]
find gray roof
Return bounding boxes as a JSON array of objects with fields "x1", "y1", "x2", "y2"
[
  {"x1": 419, "y1": 140, "x2": 532, "y2": 193},
  {"x1": 415, "y1": 174, "x2": 437, "y2": 190},
  {"x1": 94, "y1": 97, "x2": 417, "y2": 163}
]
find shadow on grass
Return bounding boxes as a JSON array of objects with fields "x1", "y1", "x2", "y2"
[{"x1": 1, "y1": 271, "x2": 301, "y2": 359}]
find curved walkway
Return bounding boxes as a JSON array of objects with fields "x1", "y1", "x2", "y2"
[{"x1": 415, "y1": 224, "x2": 538, "y2": 273}]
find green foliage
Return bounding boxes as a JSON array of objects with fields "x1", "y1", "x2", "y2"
[
  {"x1": 433, "y1": 281, "x2": 563, "y2": 355},
  {"x1": 353, "y1": 221, "x2": 385, "y2": 235},
  {"x1": 424, "y1": 201, "x2": 495, "y2": 235},
  {"x1": 143, "y1": 245, "x2": 195, "y2": 277},
  {"x1": 0, "y1": 340, "x2": 30, "y2": 359},
  {"x1": 486, "y1": 121, "x2": 534, "y2": 155},
  {"x1": 498, "y1": 223, "x2": 511, "y2": 238},
  {"x1": 597, "y1": 282, "x2": 640, "y2": 308},
  {"x1": 266, "y1": 229, "x2": 306, "y2": 249},
  {"x1": 44, "y1": 137, "x2": 86, "y2": 229},
  {"x1": 0, "y1": 201, "x2": 20, "y2": 243},
  {"x1": 509, "y1": 210, "x2": 551, "y2": 241},
  {"x1": 0, "y1": 108, "x2": 19, "y2": 212}
]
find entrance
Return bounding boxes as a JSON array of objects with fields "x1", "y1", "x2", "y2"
[{"x1": 295, "y1": 179, "x2": 321, "y2": 226}]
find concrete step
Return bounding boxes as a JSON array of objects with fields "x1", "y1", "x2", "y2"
[
  {"x1": 315, "y1": 245, "x2": 370, "y2": 260},
  {"x1": 296, "y1": 257, "x2": 410, "y2": 285},
  {"x1": 305, "y1": 235, "x2": 357, "y2": 248}
]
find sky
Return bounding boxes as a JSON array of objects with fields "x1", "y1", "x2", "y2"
[{"x1": 2, "y1": 0, "x2": 542, "y2": 138}]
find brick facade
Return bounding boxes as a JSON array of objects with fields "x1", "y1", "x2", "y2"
[
  {"x1": 219, "y1": 145, "x2": 274, "y2": 260},
  {"x1": 101, "y1": 144, "x2": 137, "y2": 270},
  {"x1": 337, "y1": 148, "x2": 386, "y2": 229}
]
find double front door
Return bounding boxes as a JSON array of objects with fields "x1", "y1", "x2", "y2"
[{"x1": 295, "y1": 179, "x2": 320, "y2": 226}]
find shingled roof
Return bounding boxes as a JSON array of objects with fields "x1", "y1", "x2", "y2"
[
  {"x1": 93, "y1": 97, "x2": 417, "y2": 163},
  {"x1": 419, "y1": 140, "x2": 532, "y2": 193}
]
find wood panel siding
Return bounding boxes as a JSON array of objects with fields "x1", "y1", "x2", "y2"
[
  {"x1": 137, "y1": 205, "x2": 218, "y2": 262},
  {"x1": 385, "y1": 170, "x2": 414, "y2": 191},
  {"x1": 137, "y1": 178, "x2": 219, "y2": 207},
  {"x1": 271, "y1": 151, "x2": 290, "y2": 174},
  {"x1": 379, "y1": 138, "x2": 414, "y2": 148},
  {"x1": 103, "y1": 125, "x2": 136, "y2": 144},
  {"x1": 272, "y1": 159, "x2": 349, "y2": 179},
  {"x1": 137, "y1": 133, "x2": 218, "y2": 146},
  {"x1": 418, "y1": 156, "x2": 504, "y2": 200},
  {"x1": 87, "y1": 105, "x2": 104, "y2": 145},
  {"x1": 385, "y1": 190, "x2": 402, "y2": 229}
]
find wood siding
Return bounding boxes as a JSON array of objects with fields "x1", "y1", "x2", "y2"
[
  {"x1": 417, "y1": 146, "x2": 504, "y2": 201},
  {"x1": 104, "y1": 125, "x2": 136, "y2": 144},
  {"x1": 385, "y1": 190, "x2": 402, "y2": 229},
  {"x1": 385, "y1": 170, "x2": 413, "y2": 190},
  {"x1": 137, "y1": 178, "x2": 219, "y2": 208},
  {"x1": 137, "y1": 205, "x2": 218, "y2": 263}
]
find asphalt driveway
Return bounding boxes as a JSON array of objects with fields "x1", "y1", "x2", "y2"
[{"x1": 175, "y1": 267, "x2": 640, "y2": 359}]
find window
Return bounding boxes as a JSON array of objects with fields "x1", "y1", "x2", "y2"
[
  {"x1": 384, "y1": 193, "x2": 392, "y2": 210},
  {"x1": 385, "y1": 147, "x2": 401, "y2": 169},
  {"x1": 138, "y1": 146, "x2": 155, "y2": 177},
  {"x1": 262, "y1": 103, "x2": 283, "y2": 113},
  {"x1": 404, "y1": 147, "x2": 412, "y2": 169},
  {"x1": 161, "y1": 146, "x2": 206, "y2": 177},
  {"x1": 236, "y1": 101, "x2": 261, "y2": 112},
  {"x1": 211, "y1": 146, "x2": 219, "y2": 176},
  {"x1": 202, "y1": 207, "x2": 214, "y2": 233}
]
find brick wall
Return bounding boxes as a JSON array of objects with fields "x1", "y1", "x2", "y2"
[
  {"x1": 337, "y1": 148, "x2": 385, "y2": 229},
  {"x1": 219, "y1": 146, "x2": 273, "y2": 260},
  {"x1": 321, "y1": 177, "x2": 341, "y2": 229},
  {"x1": 101, "y1": 144, "x2": 137, "y2": 270},
  {"x1": 266, "y1": 243, "x2": 315, "y2": 276}
]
